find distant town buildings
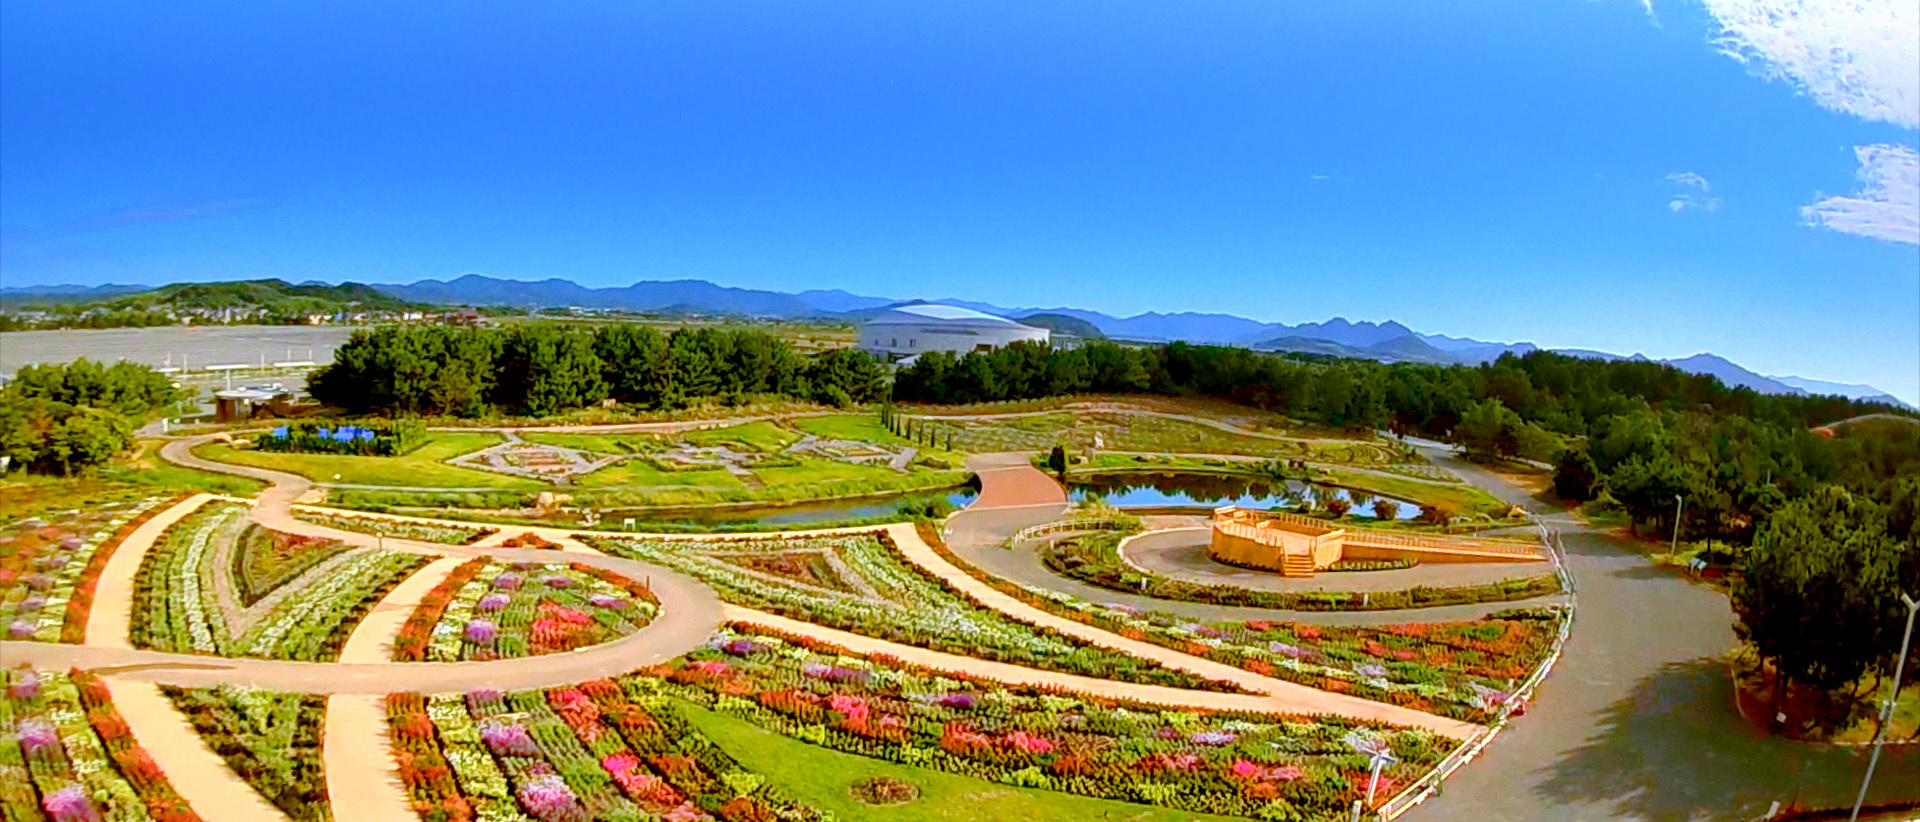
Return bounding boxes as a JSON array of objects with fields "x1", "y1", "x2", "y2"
[{"x1": 860, "y1": 304, "x2": 1050, "y2": 363}]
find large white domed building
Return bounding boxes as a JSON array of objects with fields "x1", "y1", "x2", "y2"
[{"x1": 860, "y1": 304, "x2": 1051, "y2": 363}]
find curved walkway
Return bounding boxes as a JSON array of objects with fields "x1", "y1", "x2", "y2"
[
  {"x1": 1121, "y1": 527, "x2": 1553, "y2": 593},
  {"x1": 946, "y1": 454, "x2": 1559, "y2": 626}
]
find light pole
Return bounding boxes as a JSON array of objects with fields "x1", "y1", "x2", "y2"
[
  {"x1": 1669, "y1": 494, "x2": 1686, "y2": 556},
  {"x1": 1851, "y1": 592, "x2": 1920, "y2": 822}
]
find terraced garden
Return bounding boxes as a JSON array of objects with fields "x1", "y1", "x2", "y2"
[
  {"x1": 166, "y1": 685, "x2": 329, "y2": 822},
  {"x1": 586, "y1": 531, "x2": 1246, "y2": 691},
  {"x1": 924, "y1": 410, "x2": 1409, "y2": 467},
  {"x1": 2, "y1": 668, "x2": 203, "y2": 822},
  {"x1": 1, "y1": 492, "x2": 175, "y2": 643},
  {"x1": 291, "y1": 510, "x2": 496, "y2": 545},
  {"x1": 644, "y1": 624, "x2": 1452, "y2": 820},
  {"x1": 129, "y1": 502, "x2": 428, "y2": 661},
  {"x1": 195, "y1": 432, "x2": 530, "y2": 489},
  {"x1": 392, "y1": 559, "x2": 659, "y2": 662},
  {"x1": 387, "y1": 680, "x2": 823, "y2": 822}
]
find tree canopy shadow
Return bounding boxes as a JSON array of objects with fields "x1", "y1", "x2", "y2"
[{"x1": 1536, "y1": 659, "x2": 1920, "y2": 821}]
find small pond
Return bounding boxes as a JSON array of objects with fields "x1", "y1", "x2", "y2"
[
  {"x1": 631, "y1": 486, "x2": 979, "y2": 527},
  {"x1": 1068, "y1": 471, "x2": 1419, "y2": 519}
]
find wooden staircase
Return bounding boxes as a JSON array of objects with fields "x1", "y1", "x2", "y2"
[{"x1": 1281, "y1": 551, "x2": 1315, "y2": 578}]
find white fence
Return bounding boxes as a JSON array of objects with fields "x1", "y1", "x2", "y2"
[{"x1": 1008, "y1": 517, "x2": 1135, "y2": 548}]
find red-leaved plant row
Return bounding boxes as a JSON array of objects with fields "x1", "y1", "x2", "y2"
[
  {"x1": 59, "y1": 495, "x2": 190, "y2": 644},
  {"x1": 70, "y1": 668, "x2": 205, "y2": 822}
]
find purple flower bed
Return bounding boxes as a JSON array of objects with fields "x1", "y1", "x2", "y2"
[
  {"x1": 476, "y1": 593, "x2": 510, "y2": 612},
  {"x1": 465, "y1": 619, "x2": 498, "y2": 644},
  {"x1": 480, "y1": 720, "x2": 539, "y2": 757}
]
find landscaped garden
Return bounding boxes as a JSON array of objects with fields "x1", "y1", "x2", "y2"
[
  {"x1": 129, "y1": 501, "x2": 428, "y2": 661},
  {"x1": 642, "y1": 623, "x2": 1454, "y2": 821},
  {"x1": 291, "y1": 509, "x2": 496, "y2": 545},
  {"x1": 387, "y1": 679, "x2": 823, "y2": 822},
  {"x1": 1039, "y1": 529, "x2": 1560, "y2": 611},
  {"x1": 0, "y1": 491, "x2": 177, "y2": 644},
  {"x1": 3, "y1": 667, "x2": 203, "y2": 822},
  {"x1": 683, "y1": 704, "x2": 1249, "y2": 822},
  {"x1": 166, "y1": 684, "x2": 328, "y2": 822},
  {"x1": 586, "y1": 531, "x2": 1246, "y2": 692},
  {"x1": 927, "y1": 525, "x2": 1561, "y2": 723},
  {"x1": 195, "y1": 432, "x2": 533, "y2": 489},
  {"x1": 390, "y1": 558, "x2": 659, "y2": 662},
  {"x1": 921, "y1": 410, "x2": 1405, "y2": 466}
]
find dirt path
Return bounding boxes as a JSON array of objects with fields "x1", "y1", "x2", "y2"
[
  {"x1": 84, "y1": 493, "x2": 219, "y2": 648},
  {"x1": 101, "y1": 676, "x2": 293, "y2": 822}
]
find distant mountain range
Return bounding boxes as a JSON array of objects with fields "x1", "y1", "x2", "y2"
[{"x1": 4, "y1": 275, "x2": 1908, "y2": 408}]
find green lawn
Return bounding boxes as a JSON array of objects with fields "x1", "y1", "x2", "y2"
[
  {"x1": 519, "y1": 431, "x2": 667, "y2": 454},
  {"x1": 196, "y1": 433, "x2": 538, "y2": 489},
  {"x1": 795, "y1": 413, "x2": 914, "y2": 447},
  {"x1": 681, "y1": 704, "x2": 1248, "y2": 822},
  {"x1": 104, "y1": 441, "x2": 269, "y2": 496},
  {"x1": 682, "y1": 420, "x2": 799, "y2": 452},
  {"x1": 752, "y1": 457, "x2": 905, "y2": 486},
  {"x1": 574, "y1": 459, "x2": 743, "y2": 489},
  {"x1": 1320, "y1": 466, "x2": 1511, "y2": 518}
]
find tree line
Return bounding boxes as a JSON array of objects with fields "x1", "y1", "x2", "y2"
[
  {"x1": 893, "y1": 341, "x2": 1910, "y2": 540},
  {"x1": 0, "y1": 360, "x2": 181, "y2": 475},
  {"x1": 309, "y1": 324, "x2": 887, "y2": 417}
]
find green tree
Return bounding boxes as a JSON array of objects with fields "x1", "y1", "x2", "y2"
[
  {"x1": 1734, "y1": 487, "x2": 1903, "y2": 708},
  {"x1": 1047, "y1": 445, "x2": 1069, "y2": 478},
  {"x1": 1553, "y1": 447, "x2": 1601, "y2": 501}
]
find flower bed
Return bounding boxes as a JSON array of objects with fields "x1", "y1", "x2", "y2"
[
  {"x1": 1041, "y1": 529, "x2": 1560, "y2": 611},
  {"x1": 166, "y1": 685, "x2": 328, "y2": 822},
  {"x1": 929, "y1": 524, "x2": 1561, "y2": 723},
  {"x1": 394, "y1": 561, "x2": 659, "y2": 662},
  {"x1": 644, "y1": 624, "x2": 1450, "y2": 821},
  {"x1": 393, "y1": 681, "x2": 824, "y2": 822},
  {"x1": 230, "y1": 524, "x2": 352, "y2": 607},
  {"x1": 130, "y1": 503, "x2": 429, "y2": 661},
  {"x1": 586, "y1": 532, "x2": 1245, "y2": 693},
  {"x1": 256, "y1": 421, "x2": 424, "y2": 456},
  {"x1": 292, "y1": 510, "x2": 494, "y2": 545},
  {"x1": 3, "y1": 668, "x2": 203, "y2": 822},
  {"x1": 0, "y1": 494, "x2": 178, "y2": 644}
]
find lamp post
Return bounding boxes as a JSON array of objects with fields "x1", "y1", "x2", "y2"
[
  {"x1": 1670, "y1": 494, "x2": 1686, "y2": 556},
  {"x1": 1850, "y1": 592, "x2": 1920, "y2": 822}
]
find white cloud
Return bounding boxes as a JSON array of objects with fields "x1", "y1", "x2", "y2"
[
  {"x1": 1662, "y1": 171, "x2": 1722, "y2": 212},
  {"x1": 1700, "y1": 0, "x2": 1918, "y2": 129},
  {"x1": 1799, "y1": 143, "x2": 1920, "y2": 244}
]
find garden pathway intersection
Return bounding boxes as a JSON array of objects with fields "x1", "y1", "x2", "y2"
[{"x1": 8, "y1": 409, "x2": 1905, "y2": 822}]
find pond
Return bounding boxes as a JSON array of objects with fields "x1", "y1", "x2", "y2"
[
  {"x1": 630, "y1": 486, "x2": 980, "y2": 527},
  {"x1": 1068, "y1": 471, "x2": 1419, "y2": 519}
]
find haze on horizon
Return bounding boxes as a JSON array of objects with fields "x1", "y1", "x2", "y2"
[{"x1": 1, "y1": 1, "x2": 1915, "y2": 403}]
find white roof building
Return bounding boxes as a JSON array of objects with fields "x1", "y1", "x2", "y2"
[{"x1": 860, "y1": 304, "x2": 1050, "y2": 362}]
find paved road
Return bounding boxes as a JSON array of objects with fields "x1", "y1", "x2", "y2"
[{"x1": 1407, "y1": 448, "x2": 1920, "y2": 822}]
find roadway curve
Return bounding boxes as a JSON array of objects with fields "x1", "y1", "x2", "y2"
[{"x1": 1404, "y1": 447, "x2": 1919, "y2": 822}]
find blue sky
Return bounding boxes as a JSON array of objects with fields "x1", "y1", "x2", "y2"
[{"x1": 3, "y1": 1, "x2": 1916, "y2": 402}]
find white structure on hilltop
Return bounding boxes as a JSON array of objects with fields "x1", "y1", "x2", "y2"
[{"x1": 860, "y1": 304, "x2": 1051, "y2": 363}]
